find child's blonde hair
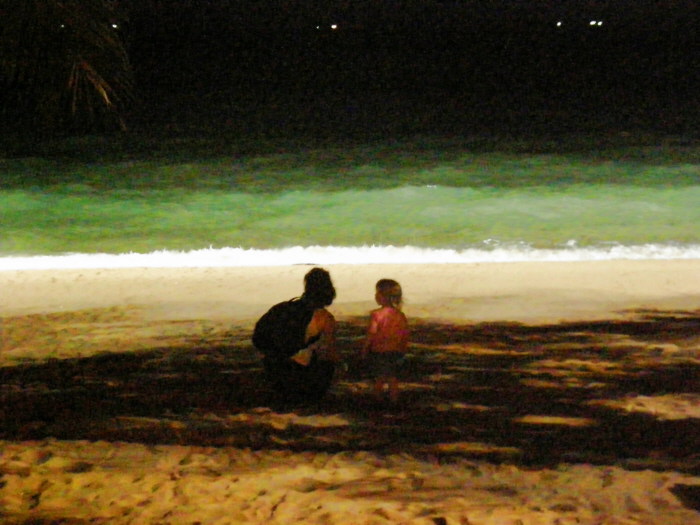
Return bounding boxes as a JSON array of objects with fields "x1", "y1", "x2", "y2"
[{"x1": 376, "y1": 278, "x2": 403, "y2": 309}]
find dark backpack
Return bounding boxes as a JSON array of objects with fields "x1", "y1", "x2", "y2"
[{"x1": 252, "y1": 298, "x2": 315, "y2": 359}]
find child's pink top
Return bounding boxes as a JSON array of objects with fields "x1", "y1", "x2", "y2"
[{"x1": 366, "y1": 306, "x2": 409, "y2": 354}]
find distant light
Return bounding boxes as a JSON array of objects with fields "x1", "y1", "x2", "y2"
[
  {"x1": 111, "y1": 23, "x2": 118, "y2": 29},
  {"x1": 331, "y1": 24, "x2": 338, "y2": 30},
  {"x1": 597, "y1": 21, "x2": 603, "y2": 26},
  {"x1": 590, "y1": 20, "x2": 597, "y2": 26},
  {"x1": 556, "y1": 21, "x2": 563, "y2": 27}
]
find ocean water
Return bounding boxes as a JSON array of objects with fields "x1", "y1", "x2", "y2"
[{"x1": 1, "y1": 183, "x2": 699, "y2": 270}]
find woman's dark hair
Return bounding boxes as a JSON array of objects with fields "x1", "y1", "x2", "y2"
[{"x1": 302, "y1": 267, "x2": 336, "y2": 308}]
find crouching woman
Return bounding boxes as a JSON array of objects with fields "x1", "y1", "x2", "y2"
[{"x1": 253, "y1": 267, "x2": 338, "y2": 401}]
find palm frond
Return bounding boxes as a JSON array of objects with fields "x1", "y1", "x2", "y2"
[{"x1": 0, "y1": 0, "x2": 134, "y2": 133}]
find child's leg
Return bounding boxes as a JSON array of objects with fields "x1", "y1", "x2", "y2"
[
  {"x1": 388, "y1": 376, "x2": 399, "y2": 403},
  {"x1": 373, "y1": 377, "x2": 386, "y2": 399}
]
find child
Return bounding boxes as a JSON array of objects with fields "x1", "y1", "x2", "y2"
[{"x1": 361, "y1": 279, "x2": 409, "y2": 403}]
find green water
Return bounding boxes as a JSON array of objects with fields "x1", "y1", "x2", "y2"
[{"x1": 1, "y1": 136, "x2": 699, "y2": 255}]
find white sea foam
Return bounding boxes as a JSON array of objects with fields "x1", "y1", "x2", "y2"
[{"x1": 0, "y1": 243, "x2": 699, "y2": 271}]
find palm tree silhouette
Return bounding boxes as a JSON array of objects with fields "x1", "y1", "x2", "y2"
[{"x1": 0, "y1": 0, "x2": 134, "y2": 133}]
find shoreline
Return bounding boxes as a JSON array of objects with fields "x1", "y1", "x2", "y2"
[{"x1": 2, "y1": 244, "x2": 700, "y2": 271}]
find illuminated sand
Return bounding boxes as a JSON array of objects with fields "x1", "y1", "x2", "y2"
[
  {"x1": 1, "y1": 260, "x2": 700, "y2": 524},
  {"x1": 2, "y1": 259, "x2": 699, "y2": 323}
]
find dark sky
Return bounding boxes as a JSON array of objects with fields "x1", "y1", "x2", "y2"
[
  {"x1": 124, "y1": 0, "x2": 698, "y2": 32},
  {"x1": 125, "y1": 0, "x2": 698, "y2": 82},
  {"x1": 121, "y1": 0, "x2": 700, "y2": 134}
]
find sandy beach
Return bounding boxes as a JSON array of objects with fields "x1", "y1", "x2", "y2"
[{"x1": 1, "y1": 260, "x2": 700, "y2": 524}]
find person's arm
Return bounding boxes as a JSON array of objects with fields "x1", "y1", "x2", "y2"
[
  {"x1": 360, "y1": 311, "x2": 378, "y2": 359},
  {"x1": 308, "y1": 309, "x2": 338, "y2": 362},
  {"x1": 397, "y1": 312, "x2": 409, "y2": 353}
]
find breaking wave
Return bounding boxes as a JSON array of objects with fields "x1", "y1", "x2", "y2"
[{"x1": 1, "y1": 243, "x2": 699, "y2": 271}]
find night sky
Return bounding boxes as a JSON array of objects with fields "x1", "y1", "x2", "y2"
[{"x1": 121, "y1": 1, "x2": 700, "y2": 135}]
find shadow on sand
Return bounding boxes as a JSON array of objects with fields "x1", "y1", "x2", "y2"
[{"x1": 1, "y1": 309, "x2": 699, "y2": 473}]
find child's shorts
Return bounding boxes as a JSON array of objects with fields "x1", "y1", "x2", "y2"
[{"x1": 367, "y1": 352, "x2": 405, "y2": 378}]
